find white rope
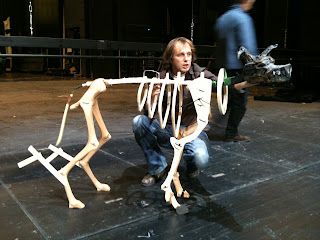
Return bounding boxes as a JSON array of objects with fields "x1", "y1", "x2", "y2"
[
  {"x1": 29, "y1": 1, "x2": 33, "y2": 36},
  {"x1": 190, "y1": 0, "x2": 194, "y2": 41}
]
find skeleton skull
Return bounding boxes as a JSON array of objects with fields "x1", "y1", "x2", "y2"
[{"x1": 238, "y1": 44, "x2": 292, "y2": 84}]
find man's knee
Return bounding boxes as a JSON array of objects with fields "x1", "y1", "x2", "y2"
[
  {"x1": 132, "y1": 115, "x2": 148, "y2": 132},
  {"x1": 194, "y1": 148, "x2": 209, "y2": 169}
]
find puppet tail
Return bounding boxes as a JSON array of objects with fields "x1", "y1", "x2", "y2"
[{"x1": 56, "y1": 94, "x2": 73, "y2": 146}]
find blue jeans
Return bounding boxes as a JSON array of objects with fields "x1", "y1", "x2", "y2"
[{"x1": 132, "y1": 115, "x2": 211, "y2": 176}]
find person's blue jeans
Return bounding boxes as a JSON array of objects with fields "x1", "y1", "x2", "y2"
[{"x1": 132, "y1": 115, "x2": 211, "y2": 176}]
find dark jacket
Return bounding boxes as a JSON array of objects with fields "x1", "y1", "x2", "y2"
[{"x1": 158, "y1": 63, "x2": 216, "y2": 126}]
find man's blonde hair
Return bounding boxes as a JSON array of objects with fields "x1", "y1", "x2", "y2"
[{"x1": 161, "y1": 37, "x2": 197, "y2": 71}]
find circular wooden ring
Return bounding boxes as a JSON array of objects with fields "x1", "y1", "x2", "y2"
[{"x1": 217, "y1": 68, "x2": 228, "y2": 115}]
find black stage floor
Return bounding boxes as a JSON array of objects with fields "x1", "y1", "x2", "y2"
[{"x1": 1, "y1": 76, "x2": 320, "y2": 239}]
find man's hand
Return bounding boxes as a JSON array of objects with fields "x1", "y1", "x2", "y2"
[
  {"x1": 152, "y1": 84, "x2": 161, "y2": 99},
  {"x1": 234, "y1": 81, "x2": 257, "y2": 90}
]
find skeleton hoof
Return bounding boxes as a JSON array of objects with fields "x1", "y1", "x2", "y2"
[
  {"x1": 69, "y1": 199, "x2": 85, "y2": 209},
  {"x1": 96, "y1": 183, "x2": 111, "y2": 192},
  {"x1": 183, "y1": 190, "x2": 190, "y2": 198}
]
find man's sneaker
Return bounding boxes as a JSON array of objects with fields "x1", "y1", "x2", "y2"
[
  {"x1": 141, "y1": 168, "x2": 168, "y2": 187},
  {"x1": 225, "y1": 135, "x2": 250, "y2": 142},
  {"x1": 141, "y1": 174, "x2": 156, "y2": 187}
]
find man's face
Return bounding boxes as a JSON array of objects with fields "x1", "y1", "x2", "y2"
[{"x1": 171, "y1": 42, "x2": 192, "y2": 75}]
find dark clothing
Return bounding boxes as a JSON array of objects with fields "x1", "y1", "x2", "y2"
[
  {"x1": 215, "y1": 4, "x2": 258, "y2": 69},
  {"x1": 132, "y1": 115, "x2": 210, "y2": 175},
  {"x1": 133, "y1": 62, "x2": 216, "y2": 175},
  {"x1": 159, "y1": 63, "x2": 217, "y2": 127},
  {"x1": 225, "y1": 70, "x2": 248, "y2": 138},
  {"x1": 214, "y1": 4, "x2": 258, "y2": 138}
]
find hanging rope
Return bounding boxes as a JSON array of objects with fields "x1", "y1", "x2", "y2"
[
  {"x1": 190, "y1": 0, "x2": 194, "y2": 42},
  {"x1": 29, "y1": 0, "x2": 33, "y2": 36}
]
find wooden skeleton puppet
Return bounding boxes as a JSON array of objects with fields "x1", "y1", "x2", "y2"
[
  {"x1": 53, "y1": 37, "x2": 227, "y2": 211},
  {"x1": 54, "y1": 69, "x2": 222, "y2": 211}
]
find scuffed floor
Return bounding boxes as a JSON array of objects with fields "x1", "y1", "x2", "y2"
[{"x1": 1, "y1": 74, "x2": 319, "y2": 239}]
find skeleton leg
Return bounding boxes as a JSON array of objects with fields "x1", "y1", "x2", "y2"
[
  {"x1": 78, "y1": 99, "x2": 111, "y2": 192},
  {"x1": 161, "y1": 74, "x2": 212, "y2": 213},
  {"x1": 172, "y1": 172, "x2": 183, "y2": 197},
  {"x1": 161, "y1": 138, "x2": 187, "y2": 212},
  {"x1": 173, "y1": 171, "x2": 190, "y2": 198},
  {"x1": 59, "y1": 99, "x2": 101, "y2": 208}
]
